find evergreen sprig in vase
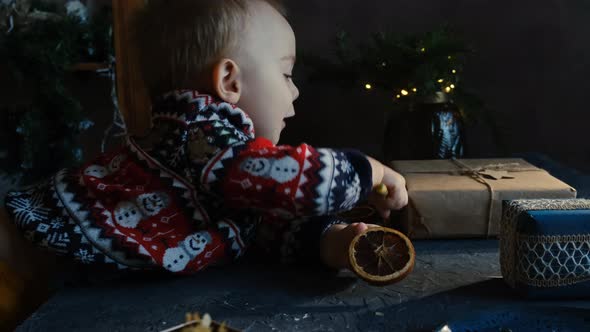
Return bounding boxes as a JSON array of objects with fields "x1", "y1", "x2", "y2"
[
  {"x1": 383, "y1": 92, "x2": 464, "y2": 161},
  {"x1": 353, "y1": 28, "x2": 472, "y2": 161},
  {"x1": 302, "y1": 27, "x2": 481, "y2": 161}
]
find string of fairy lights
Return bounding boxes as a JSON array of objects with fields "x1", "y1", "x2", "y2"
[{"x1": 363, "y1": 50, "x2": 460, "y2": 100}]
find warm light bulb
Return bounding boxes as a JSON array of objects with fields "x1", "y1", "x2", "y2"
[
  {"x1": 440, "y1": 325, "x2": 452, "y2": 332},
  {"x1": 401, "y1": 89, "x2": 409, "y2": 96},
  {"x1": 396, "y1": 94, "x2": 401, "y2": 99},
  {"x1": 412, "y1": 88, "x2": 417, "y2": 92},
  {"x1": 452, "y1": 69, "x2": 457, "y2": 74},
  {"x1": 365, "y1": 83, "x2": 372, "y2": 90},
  {"x1": 445, "y1": 86, "x2": 452, "y2": 93},
  {"x1": 448, "y1": 56, "x2": 452, "y2": 60},
  {"x1": 450, "y1": 84, "x2": 455, "y2": 89},
  {"x1": 437, "y1": 79, "x2": 444, "y2": 83},
  {"x1": 421, "y1": 48, "x2": 426, "y2": 52}
]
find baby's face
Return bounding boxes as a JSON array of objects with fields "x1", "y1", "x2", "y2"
[{"x1": 233, "y1": 0, "x2": 299, "y2": 144}]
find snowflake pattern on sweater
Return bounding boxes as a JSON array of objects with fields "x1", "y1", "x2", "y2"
[{"x1": 4, "y1": 90, "x2": 372, "y2": 274}]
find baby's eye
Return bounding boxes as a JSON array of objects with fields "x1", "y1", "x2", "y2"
[{"x1": 284, "y1": 74, "x2": 294, "y2": 80}]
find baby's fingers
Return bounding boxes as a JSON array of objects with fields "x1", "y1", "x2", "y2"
[
  {"x1": 379, "y1": 209, "x2": 391, "y2": 220},
  {"x1": 389, "y1": 185, "x2": 408, "y2": 210},
  {"x1": 373, "y1": 185, "x2": 407, "y2": 210},
  {"x1": 370, "y1": 195, "x2": 397, "y2": 219}
]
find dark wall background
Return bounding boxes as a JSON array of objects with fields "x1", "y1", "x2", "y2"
[
  {"x1": 277, "y1": 0, "x2": 590, "y2": 171},
  {"x1": 74, "y1": 0, "x2": 590, "y2": 172}
]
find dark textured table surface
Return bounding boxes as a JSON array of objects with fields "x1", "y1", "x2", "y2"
[
  {"x1": 17, "y1": 240, "x2": 504, "y2": 332},
  {"x1": 16, "y1": 156, "x2": 590, "y2": 332}
]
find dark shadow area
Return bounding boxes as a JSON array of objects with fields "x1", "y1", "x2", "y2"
[{"x1": 347, "y1": 279, "x2": 590, "y2": 331}]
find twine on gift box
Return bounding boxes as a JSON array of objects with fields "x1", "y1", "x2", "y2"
[
  {"x1": 450, "y1": 159, "x2": 543, "y2": 236},
  {"x1": 450, "y1": 159, "x2": 542, "y2": 236},
  {"x1": 451, "y1": 158, "x2": 498, "y2": 236}
]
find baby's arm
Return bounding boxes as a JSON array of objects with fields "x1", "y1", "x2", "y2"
[
  {"x1": 187, "y1": 100, "x2": 407, "y2": 219},
  {"x1": 200, "y1": 136, "x2": 374, "y2": 217}
]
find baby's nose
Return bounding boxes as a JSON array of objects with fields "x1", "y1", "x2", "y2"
[{"x1": 292, "y1": 84, "x2": 300, "y2": 101}]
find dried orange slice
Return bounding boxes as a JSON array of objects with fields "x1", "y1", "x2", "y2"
[{"x1": 349, "y1": 227, "x2": 415, "y2": 285}]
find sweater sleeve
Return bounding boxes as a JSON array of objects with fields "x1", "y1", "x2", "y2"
[
  {"x1": 199, "y1": 136, "x2": 373, "y2": 218},
  {"x1": 2, "y1": 149, "x2": 258, "y2": 275}
]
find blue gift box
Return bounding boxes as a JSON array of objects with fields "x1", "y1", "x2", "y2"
[{"x1": 500, "y1": 199, "x2": 590, "y2": 299}]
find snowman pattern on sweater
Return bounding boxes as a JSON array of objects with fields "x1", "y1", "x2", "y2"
[
  {"x1": 162, "y1": 231, "x2": 211, "y2": 272},
  {"x1": 240, "y1": 156, "x2": 300, "y2": 183},
  {"x1": 113, "y1": 201, "x2": 143, "y2": 228},
  {"x1": 4, "y1": 90, "x2": 372, "y2": 273}
]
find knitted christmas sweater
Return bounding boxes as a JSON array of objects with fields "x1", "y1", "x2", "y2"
[{"x1": 4, "y1": 90, "x2": 372, "y2": 273}]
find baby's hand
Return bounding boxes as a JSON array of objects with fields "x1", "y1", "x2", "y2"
[
  {"x1": 320, "y1": 222, "x2": 380, "y2": 270},
  {"x1": 366, "y1": 157, "x2": 408, "y2": 220}
]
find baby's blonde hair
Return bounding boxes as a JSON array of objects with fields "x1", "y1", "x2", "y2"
[{"x1": 134, "y1": 0, "x2": 286, "y2": 98}]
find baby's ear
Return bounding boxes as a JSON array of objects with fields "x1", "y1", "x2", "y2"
[{"x1": 212, "y1": 58, "x2": 241, "y2": 104}]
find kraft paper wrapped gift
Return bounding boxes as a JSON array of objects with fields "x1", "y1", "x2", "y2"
[
  {"x1": 389, "y1": 159, "x2": 577, "y2": 239},
  {"x1": 500, "y1": 199, "x2": 590, "y2": 298}
]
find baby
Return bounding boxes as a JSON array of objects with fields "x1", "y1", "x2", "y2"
[{"x1": 0, "y1": 0, "x2": 407, "y2": 279}]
